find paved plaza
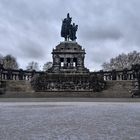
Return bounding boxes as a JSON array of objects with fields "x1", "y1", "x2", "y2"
[{"x1": 0, "y1": 101, "x2": 140, "y2": 140}]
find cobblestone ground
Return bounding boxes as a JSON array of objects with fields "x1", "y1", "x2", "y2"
[{"x1": 0, "y1": 102, "x2": 140, "y2": 140}]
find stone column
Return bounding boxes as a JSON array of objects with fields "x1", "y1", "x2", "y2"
[
  {"x1": 77, "y1": 57, "x2": 82, "y2": 67},
  {"x1": 70, "y1": 58, "x2": 73, "y2": 67},
  {"x1": 64, "y1": 58, "x2": 67, "y2": 67}
]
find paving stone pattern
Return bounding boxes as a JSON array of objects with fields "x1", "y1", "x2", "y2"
[{"x1": 0, "y1": 102, "x2": 140, "y2": 140}]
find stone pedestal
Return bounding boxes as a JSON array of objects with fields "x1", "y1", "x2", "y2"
[
  {"x1": 50, "y1": 41, "x2": 89, "y2": 73},
  {"x1": 31, "y1": 41, "x2": 106, "y2": 92}
]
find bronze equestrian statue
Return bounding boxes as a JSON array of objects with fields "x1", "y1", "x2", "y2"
[{"x1": 61, "y1": 13, "x2": 78, "y2": 41}]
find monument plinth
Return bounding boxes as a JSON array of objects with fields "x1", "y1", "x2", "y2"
[{"x1": 51, "y1": 41, "x2": 89, "y2": 73}]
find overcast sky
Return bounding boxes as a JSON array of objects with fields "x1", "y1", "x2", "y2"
[{"x1": 0, "y1": 0, "x2": 140, "y2": 71}]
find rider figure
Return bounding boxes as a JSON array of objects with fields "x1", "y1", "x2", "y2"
[{"x1": 61, "y1": 13, "x2": 78, "y2": 41}]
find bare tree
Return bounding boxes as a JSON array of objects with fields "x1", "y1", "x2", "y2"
[
  {"x1": 2, "y1": 54, "x2": 18, "y2": 69},
  {"x1": 43, "y1": 62, "x2": 52, "y2": 71},
  {"x1": 26, "y1": 61, "x2": 39, "y2": 71},
  {"x1": 102, "y1": 51, "x2": 140, "y2": 71}
]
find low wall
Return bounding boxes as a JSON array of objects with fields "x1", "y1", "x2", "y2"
[
  {"x1": 0, "y1": 80, "x2": 134, "y2": 98},
  {"x1": 6, "y1": 80, "x2": 33, "y2": 92},
  {"x1": 99, "y1": 80, "x2": 133, "y2": 98}
]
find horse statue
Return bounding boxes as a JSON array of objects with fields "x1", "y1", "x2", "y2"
[{"x1": 61, "y1": 13, "x2": 78, "y2": 41}]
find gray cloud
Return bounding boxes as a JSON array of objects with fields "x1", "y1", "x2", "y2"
[
  {"x1": 18, "y1": 39, "x2": 45, "y2": 59},
  {"x1": 0, "y1": 0, "x2": 140, "y2": 70},
  {"x1": 82, "y1": 27, "x2": 123, "y2": 41}
]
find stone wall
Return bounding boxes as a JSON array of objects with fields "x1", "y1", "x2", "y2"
[
  {"x1": 0, "y1": 80, "x2": 134, "y2": 98},
  {"x1": 2, "y1": 80, "x2": 33, "y2": 92},
  {"x1": 99, "y1": 81, "x2": 133, "y2": 98}
]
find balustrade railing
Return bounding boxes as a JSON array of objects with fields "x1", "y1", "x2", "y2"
[
  {"x1": 0, "y1": 66, "x2": 138, "y2": 81},
  {"x1": 0, "y1": 67, "x2": 43, "y2": 81},
  {"x1": 91, "y1": 69, "x2": 137, "y2": 81}
]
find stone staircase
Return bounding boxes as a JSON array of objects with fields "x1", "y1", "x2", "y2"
[
  {"x1": 5, "y1": 80, "x2": 34, "y2": 92},
  {"x1": 0, "y1": 80, "x2": 134, "y2": 98}
]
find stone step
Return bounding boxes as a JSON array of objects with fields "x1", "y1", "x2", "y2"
[
  {"x1": 0, "y1": 80, "x2": 134, "y2": 98},
  {"x1": 5, "y1": 80, "x2": 34, "y2": 92}
]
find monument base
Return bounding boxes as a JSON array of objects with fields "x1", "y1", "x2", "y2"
[
  {"x1": 31, "y1": 73, "x2": 106, "y2": 92},
  {"x1": 0, "y1": 81, "x2": 133, "y2": 98},
  {"x1": 50, "y1": 41, "x2": 89, "y2": 73}
]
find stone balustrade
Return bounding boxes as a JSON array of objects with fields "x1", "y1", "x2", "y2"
[
  {"x1": 91, "y1": 69, "x2": 136, "y2": 81},
  {"x1": 0, "y1": 66, "x2": 138, "y2": 82},
  {"x1": 0, "y1": 67, "x2": 42, "y2": 81}
]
